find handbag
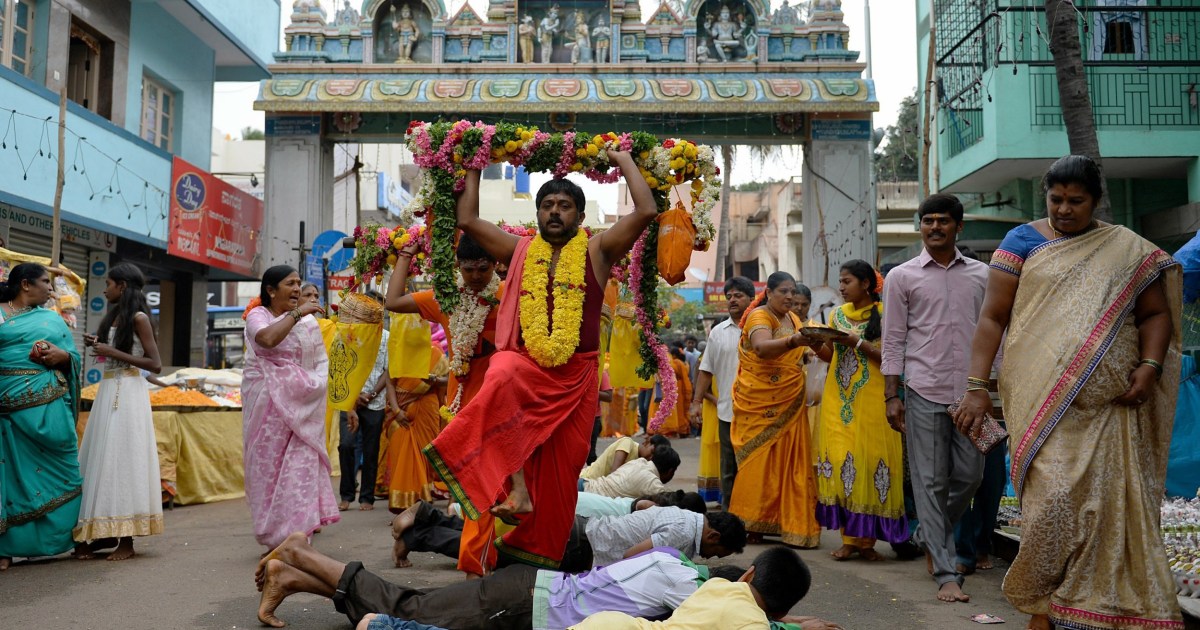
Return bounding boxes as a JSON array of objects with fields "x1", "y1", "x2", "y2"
[{"x1": 946, "y1": 396, "x2": 1008, "y2": 454}]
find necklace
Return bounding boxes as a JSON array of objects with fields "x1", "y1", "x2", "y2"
[
  {"x1": 1048, "y1": 219, "x2": 1096, "y2": 239},
  {"x1": 4, "y1": 301, "x2": 36, "y2": 318},
  {"x1": 519, "y1": 231, "x2": 588, "y2": 368}
]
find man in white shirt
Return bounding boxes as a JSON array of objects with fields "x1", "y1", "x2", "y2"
[
  {"x1": 579, "y1": 446, "x2": 680, "y2": 498},
  {"x1": 585, "y1": 506, "x2": 746, "y2": 566},
  {"x1": 688, "y1": 277, "x2": 755, "y2": 510}
]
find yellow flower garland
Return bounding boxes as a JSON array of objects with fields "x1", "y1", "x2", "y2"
[{"x1": 520, "y1": 231, "x2": 589, "y2": 368}]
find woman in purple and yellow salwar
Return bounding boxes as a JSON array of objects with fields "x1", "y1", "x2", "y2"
[{"x1": 956, "y1": 156, "x2": 1184, "y2": 630}]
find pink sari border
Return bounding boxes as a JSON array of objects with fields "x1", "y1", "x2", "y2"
[{"x1": 1010, "y1": 249, "x2": 1177, "y2": 496}]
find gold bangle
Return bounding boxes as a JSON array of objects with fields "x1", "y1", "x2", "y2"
[
  {"x1": 966, "y1": 386, "x2": 989, "y2": 393},
  {"x1": 966, "y1": 376, "x2": 990, "y2": 387},
  {"x1": 1139, "y1": 359, "x2": 1163, "y2": 377}
]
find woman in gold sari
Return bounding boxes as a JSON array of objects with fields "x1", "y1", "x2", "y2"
[
  {"x1": 955, "y1": 156, "x2": 1183, "y2": 630},
  {"x1": 729, "y1": 271, "x2": 820, "y2": 547},
  {"x1": 377, "y1": 345, "x2": 448, "y2": 516}
]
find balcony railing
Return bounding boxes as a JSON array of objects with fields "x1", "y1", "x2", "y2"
[{"x1": 1031, "y1": 66, "x2": 1200, "y2": 127}]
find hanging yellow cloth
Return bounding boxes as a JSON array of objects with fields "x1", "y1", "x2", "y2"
[
  {"x1": 389, "y1": 313, "x2": 433, "y2": 379},
  {"x1": 608, "y1": 313, "x2": 654, "y2": 389},
  {"x1": 326, "y1": 321, "x2": 383, "y2": 412}
]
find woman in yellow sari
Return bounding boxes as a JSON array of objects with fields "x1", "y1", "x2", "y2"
[
  {"x1": 648, "y1": 344, "x2": 693, "y2": 438},
  {"x1": 813, "y1": 260, "x2": 907, "y2": 562},
  {"x1": 955, "y1": 156, "x2": 1183, "y2": 630},
  {"x1": 729, "y1": 271, "x2": 820, "y2": 547},
  {"x1": 377, "y1": 345, "x2": 449, "y2": 515},
  {"x1": 696, "y1": 376, "x2": 721, "y2": 503}
]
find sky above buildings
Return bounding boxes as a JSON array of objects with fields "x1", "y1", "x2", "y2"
[{"x1": 211, "y1": 0, "x2": 917, "y2": 209}]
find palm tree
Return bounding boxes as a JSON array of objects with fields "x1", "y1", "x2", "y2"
[
  {"x1": 1044, "y1": 0, "x2": 1111, "y2": 220},
  {"x1": 715, "y1": 145, "x2": 734, "y2": 281}
]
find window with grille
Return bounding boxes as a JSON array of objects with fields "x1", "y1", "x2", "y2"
[
  {"x1": 0, "y1": 0, "x2": 35, "y2": 76},
  {"x1": 1103, "y1": 20, "x2": 1135, "y2": 55},
  {"x1": 140, "y1": 75, "x2": 175, "y2": 152}
]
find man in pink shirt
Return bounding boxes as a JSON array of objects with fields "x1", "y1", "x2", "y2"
[{"x1": 880, "y1": 193, "x2": 988, "y2": 604}]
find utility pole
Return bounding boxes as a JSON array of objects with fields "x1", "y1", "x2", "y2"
[
  {"x1": 863, "y1": 0, "x2": 874, "y2": 80},
  {"x1": 51, "y1": 90, "x2": 67, "y2": 266},
  {"x1": 292, "y1": 221, "x2": 310, "y2": 270}
]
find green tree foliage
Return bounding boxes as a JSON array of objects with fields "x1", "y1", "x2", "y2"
[
  {"x1": 241, "y1": 127, "x2": 266, "y2": 140},
  {"x1": 666, "y1": 298, "x2": 708, "y2": 338},
  {"x1": 874, "y1": 90, "x2": 920, "y2": 183}
]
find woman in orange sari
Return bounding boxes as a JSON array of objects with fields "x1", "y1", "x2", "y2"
[
  {"x1": 648, "y1": 343, "x2": 693, "y2": 438},
  {"x1": 377, "y1": 345, "x2": 449, "y2": 514},
  {"x1": 729, "y1": 271, "x2": 820, "y2": 547}
]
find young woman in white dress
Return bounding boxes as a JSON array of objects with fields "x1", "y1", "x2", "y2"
[{"x1": 74, "y1": 263, "x2": 164, "y2": 561}]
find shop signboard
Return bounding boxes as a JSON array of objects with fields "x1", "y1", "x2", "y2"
[
  {"x1": 703, "y1": 281, "x2": 765, "y2": 311},
  {"x1": 166, "y1": 157, "x2": 264, "y2": 277}
]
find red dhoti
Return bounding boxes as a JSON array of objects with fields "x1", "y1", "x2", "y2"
[{"x1": 424, "y1": 349, "x2": 598, "y2": 568}]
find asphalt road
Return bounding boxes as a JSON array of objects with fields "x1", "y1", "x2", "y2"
[{"x1": 1, "y1": 436, "x2": 1193, "y2": 629}]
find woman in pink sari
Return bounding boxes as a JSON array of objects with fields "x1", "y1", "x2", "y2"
[{"x1": 243, "y1": 265, "x2": 340, "y2": 550}]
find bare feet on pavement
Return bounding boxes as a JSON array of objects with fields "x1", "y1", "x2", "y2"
[
  {"x1": 0, "y1": 557, "x2": 10, "y2": 571},
  {"x1": 976, "y1": 553, "x2": 994, "y2": 570},
  {"x1": 106, "y1": 538, "x2": 135, "y2": 561},
  {"x1": 257, "y1": 532, "x2": 310, "y2": 591},
  {"x1": 925, "y1": 551, "x2": 934, "y2": 575},
  {"x1": 1027, "y1": 614, "x2": 1052, "y2": 630},
  {"x1": 359, "y1": 503, "x2": 375, "y2": 511},
  {"x1": 936, "y1": 582, "x2": 970, "y2": 603},
  {"x1": 258, "y1": 559, "x2": 292, "y2": 628},
  {"x1": 391, "y1": 505, "x2": 418, "y2": 568},
  {"x1": 858, "y1": 547, "x2": 884, "y2": 562},
  {"x1": 830, "y1": 544, "x2": 858, "y2": 561}
]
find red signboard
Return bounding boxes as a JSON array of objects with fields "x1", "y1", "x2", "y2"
[
  {"x1": 327, "y1": 274, "x2": 355, "y2": 291},
  {"x1": 167, "y1": 157, "x2": 263, "y2": 277}
]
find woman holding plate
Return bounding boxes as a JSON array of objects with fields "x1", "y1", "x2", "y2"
[
  {"x1": 812, "y1": 260, "x2": 907, "y2": 562},
  {"x1": 953, "y1": 155, "x2": 1183, "y2": 630},
  {"x1": 728, "y1": 271, "x2": 820, "y2": 547}
]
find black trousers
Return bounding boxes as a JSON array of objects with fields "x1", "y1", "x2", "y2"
[
  {"x1": 403, "y1": 501, "x2": 465, "y2": 560},
  {"x1": 717, "y1": 420, "x2": 738, "y2": 511},
  {"x1": 339, "y1": 407, "x2": 384, "y2": 503},
  {"x1": 334, "y1": 562, "x2": 537, "y2": 629}
]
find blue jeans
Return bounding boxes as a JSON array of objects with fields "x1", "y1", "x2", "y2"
[{"x1": 954, "y1": 435, "x2": 1008, "y2": 569}]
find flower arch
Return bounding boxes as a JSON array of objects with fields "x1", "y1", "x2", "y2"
[{"x1": 348, "y1": 121, "x2": 721, "y2": 431}]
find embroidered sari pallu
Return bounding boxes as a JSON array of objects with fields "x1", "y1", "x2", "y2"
[
  {"x1": 0, "y1": 308, "x2": 83, "y2": 559},
  {"x1": 997, "y1": 226, "x2": 1183, "y2": 630},
  {"x1": 729, "y1": 309, "x2": 820, "y2": 547}
]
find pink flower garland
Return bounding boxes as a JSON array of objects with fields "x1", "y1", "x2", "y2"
[
  {"x1": 553, "y1": 131, "x2": 577, "y2": 178},
  {"x1": 629, "y1": 234, "x2": 676, "y2": 432},
  {"x1": 463, "y1": 121, "x2": 497, "y2": 171}
]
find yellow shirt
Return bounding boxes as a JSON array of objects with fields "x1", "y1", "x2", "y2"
[
  {"x1": 579, "y1": 436, "x2": 638, "y2": 480},
  {"x1": 569, "y1": 579, "x2": 779, "y2": 630}
]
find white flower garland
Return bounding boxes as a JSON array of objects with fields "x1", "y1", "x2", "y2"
[{"x1": 446, "y1": 271, "x2": 500, "y2": 377}]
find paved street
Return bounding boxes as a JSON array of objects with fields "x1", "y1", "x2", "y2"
[{"x1": 0, "y1": 436, "x2": 1189, "y2": 629}]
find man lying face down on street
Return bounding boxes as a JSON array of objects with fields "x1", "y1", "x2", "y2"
[{"x1": 255, "y1": 533, "x2": 833, "y2": 630}]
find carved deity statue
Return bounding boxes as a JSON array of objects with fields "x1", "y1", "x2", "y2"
[
  {"x1": 772, "y1": 0, "x2": 800, "y2": 25},
  {"x1": 592, "y1": 16, "x2": 612, "y2": 63},
  {"x1": 696, "y1": 36, "x2": 711, "y2": 62},
  {"x1": 391, "y1": 4, "x2": 421, "y2": 62},
  {"x1": 518, "y1": 15, "x2": 536, "y2": 63},
  {"x1": 538, "y1": 5, "x2": 561, "y2": 63},
  {"x1": 569, "y1": 10, "x2": 592, "y2": 63},
  {"x1": 335, "y1": 0, "x2": 360, "y2": 26},
  {"x1": 710, "y1": 5, "x2": 742, "y2": 62}
]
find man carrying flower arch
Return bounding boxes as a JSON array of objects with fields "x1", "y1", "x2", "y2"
[
  {"x1": 423, "y1": 148, "x2": 659, "y2": 569},
  {"x1": 385, "y1": 231, "x2": 503, "y2": 579}
]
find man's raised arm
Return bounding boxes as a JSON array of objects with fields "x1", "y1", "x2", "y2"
[
  {"x1": 596, "y1": 150, "x2": 659, "y2": 269},
  {"x1": 457, "y1": 169, "x2": 519, "y2": 264}
]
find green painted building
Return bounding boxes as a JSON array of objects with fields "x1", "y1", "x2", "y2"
[{"x1": 916, "y1": 0, "x2": 1200, "y2": 254}]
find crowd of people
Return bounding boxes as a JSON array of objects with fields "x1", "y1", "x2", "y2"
[{"x1": 0, "y1": 152, "x2": 1187, "y2": 630}]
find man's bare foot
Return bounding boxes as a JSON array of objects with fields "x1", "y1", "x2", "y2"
[
  {"x1": 830, "y1": 544, "x2": 858, "y2": 561},
  {"x1": 1026, "y1": 614, "x2": 1052, "y2": 630},
  {"x1": 976, "y1": 553, "x2": 994, "y2": 571},
  {"x1": 257, "y1": 532, "x2": 309, "y2": 590},
  {"x1": 258, "y1": 559, "x2": 293, "y2": 628},
  {"x1": 936, "y1": 582, "x2": 970, "y2": 603},
  {"x1": 359, "y1": 503, "x2": 375, "y2": 511},
  {"x1": 338, "y1": 501, "x2": 350, "y2": 511},
  {"x1": 489, "y1": 489, "x2": 532, "y2": 521},
  {"x1": 106, "y1": 538, "x2": 135, "y2": 561},
  {"x1": 0, "y1": 557, "x2": 10, "y2": 571},
  {"x1": 858, "y1": 547, "x2": 884, "y2": 562},
  {"x1": 956, "y1": 562, "x2": 976, "y2": 575},
  {"x1": 390, "y1": 506, "x2": 418, "y2": 568}
]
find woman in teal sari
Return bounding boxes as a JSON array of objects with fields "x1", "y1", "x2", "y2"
[{"x1": 0, "y1": 263, "x2": 83, "y2": 570}]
